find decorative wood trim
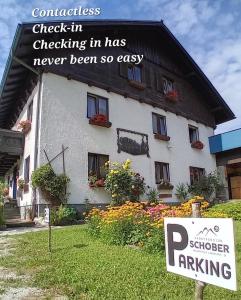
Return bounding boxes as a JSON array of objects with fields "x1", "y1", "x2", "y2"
[
  {"x1": 89, "y1": 119, "x2": 112, "y2": 128},
  {"x1": 154, "y1": 133, "x2": 170, "y2": 141}
]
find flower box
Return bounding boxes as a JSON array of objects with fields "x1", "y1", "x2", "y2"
[
  {"x1": 18, "y1": 120, "x2": 31, "y2": 134},
  {"x1": 154, "y1": 133, "x2": 170, "y2": 141},
  {"x1": 191, "y1": 140, "x2": 204, "y2": 150},
  {"x1": 157, "y1": 181, "x2": 174, "y2": 190},
  {"x1": 128, "y1": 80, "x2": 146, "y2": 90},
  {"x1": 89, "y1": 177, "x2": 105, "y2": 188},
  {"x1": 89, "y1": 114, "x2": 112, "y2": 128},
  {"x1": 165, "y1": 90, "x2": 178, "y2": 102}
]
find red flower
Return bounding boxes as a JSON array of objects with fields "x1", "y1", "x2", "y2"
[
  {"x1": 91, "y1": 114, "x2": 108, "y2": 123},
  {"x1": 165, "y1": 90, "x2": 178, "y2": 102}
]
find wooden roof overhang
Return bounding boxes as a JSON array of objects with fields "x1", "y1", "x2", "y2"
[{"x1": 0, "y1": 20, "x2": 235, "y2": 129}]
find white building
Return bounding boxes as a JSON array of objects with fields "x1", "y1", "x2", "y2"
[{"x1": 0, "y1": 20, "x2": 235, "y2": 217}]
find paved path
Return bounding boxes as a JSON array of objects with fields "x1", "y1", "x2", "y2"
[{"x1": 0, "y1": 225, "x2": 63, "y2": 236}]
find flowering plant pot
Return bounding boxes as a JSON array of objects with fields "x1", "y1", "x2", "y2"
[
  {"x1": 3, "y1": 187, "x2": 9, "y2": 197},
  {"x1": 18, "y1": 120, "x2": 31, "y2": 134},
  {"x1": 191, "y1": 140, "x2": 204, "y2": 150},
  {"x1": 165, "y1": 90, "x2": 178, "y2": 102},
  {"x1": 154, "y1": 133, "x2": 170, "y2": 141},
  {"x1": 18, "y1": 179, "x2": 25, "y2": 190},
  {"x1": 89, "y1": 114, "x2": 112, "y2": 128},
  {"x1": 157, "y1": 180, "x2": 174, "y2": 190},
  {"x1": 89, "y1": 175, "x2": 105, "y2": 188}
]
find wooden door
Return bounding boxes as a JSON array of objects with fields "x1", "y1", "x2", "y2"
[{"x1": 230, "y1": 176, "x2": 241, "y2": 199}]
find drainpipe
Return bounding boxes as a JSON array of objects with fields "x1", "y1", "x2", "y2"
[{"x1": 33, "y1": 73, "x2": 43, "y2": 217}]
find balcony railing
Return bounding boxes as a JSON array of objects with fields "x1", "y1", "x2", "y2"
[{"x1": 209, "y1": 128, "x2": 241, "y2": 154}]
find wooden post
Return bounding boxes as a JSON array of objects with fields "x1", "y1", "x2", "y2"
[{"x1": 192, "y1": 202, "x2": 206, "y2": 300}]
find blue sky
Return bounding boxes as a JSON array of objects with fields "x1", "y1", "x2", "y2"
[{"x1": 0, "y1": 0, "x2": 241, "y2": 133}]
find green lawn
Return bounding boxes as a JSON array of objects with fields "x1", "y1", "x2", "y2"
[{"x1": 0, "y1": 223, "x2": 241, "y2": 300}]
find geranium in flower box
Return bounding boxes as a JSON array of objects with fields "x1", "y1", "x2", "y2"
[
  {"x1": 88, "y1": 175, "x2": 105, "y2": 188},
  {"x1": 89, "y1": 114, "x2": 112, "y2": 128},
  {"x1": 165, "y1": 90, "x2": 178, "y2": 102},
  {"x1": 191, "y1": 140, "x2": 204, "y2": 150},
  {"x1": 18, "y1": 120, "x2": 31, "y2": 134},
  {"x1": 157, "y1": 179, "x2": 174, "y2": 190}
]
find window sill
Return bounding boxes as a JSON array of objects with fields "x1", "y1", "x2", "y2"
[
  {"x1": 89, "y1": 119, "x2": 112, "y2": 128},
  {"x1": 128, "y1": 80, "x2": 146, "y2": 90},
  {"x1": 154, "y1": 133, "x2": 170, "y2": 141},
  {"x1": 191, "y1": 141, "x2": 204, "y2": 150}
]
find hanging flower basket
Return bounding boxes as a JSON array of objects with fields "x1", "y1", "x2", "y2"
[
  {"x1": 89, "y1": 114, "x2": 112, "y2": 128},
  {"x1": 18, "y1": 120, "x2": 31, "y2": 134},
  {"x1": 3, "y1": 188, "x2": 9, "y2": 197},
  {"x1": 154, "y1": 133, "x2": 170, "y2": 141},
  {"x1": 191, "y1": 140, "x2": 204, "y2": 150},
  {"x1": 165, "y1": 90, "x2": 178, "y2": 102}
]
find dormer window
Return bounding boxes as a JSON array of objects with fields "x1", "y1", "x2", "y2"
[{"x1": 128, "y1": 64, "x2": 142, "y2": 83}]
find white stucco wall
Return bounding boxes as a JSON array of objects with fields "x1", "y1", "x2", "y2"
[
  {"x1": 37, "y1": 73, "x2": 217, "y2": 204},
  {"x1": 6, "y1": 84, "x2": 39, "y2": 207}
]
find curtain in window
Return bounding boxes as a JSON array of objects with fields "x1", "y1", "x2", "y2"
[
  {"x1": 155, "y1": 162, "x2": 161, "y2": 183},
  {"x1": 88, "y1": 154, "x2": 97, "y2": 176},
  {"x1": 98, "y1": 98, "x2": 107, "y2": 116},
  {"x1": 99, "y1": 155, "x2": 109, "y2": 178},
  {"x1": 152, "y1": 114, "x2": 158, "y2": 134},
  {"x1": 163, "y1": 164, "x2": 169, "y2": 181},
  {"x1": 163, "y1": 78, "x2": 173, "y2": 94},
  {"x1": 24, "y1": 156, "x2": 30, "y2": 183},
  {"x1": 159, "y1": 117, "x2": 166, "y2": 135},
  {"x1": 128, "y1": 66, "x2": 142, "y2": 82},
  {"x1": 87, "y1": 96, "x2": 97, "y2": 118}
]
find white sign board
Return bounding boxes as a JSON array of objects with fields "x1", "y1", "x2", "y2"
[
  {"x1": 44, "y1": 208, "x2": 50, "y2": 223},
  {"x1": 164, "y1": 218, "x2": 237, "y2": 291}
]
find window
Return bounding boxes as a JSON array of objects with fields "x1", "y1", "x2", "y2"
[
  {"x1": 190, "y1": 167, "x2": 205, "y2": 184},
  {"x1": 163, "y1": 77, "x2": 174, "y2": 94},
  {"x1": 24, "y1": 156, "x2": 30, "y2": 183},
  {"x1": 27, "y1": 100, "x2": 33, "y2": 122},
  {"x1": 88, "y1": 153, "x2": 109, "y2": 179},
  {"x1": 87, "y1": 94, "x2": 109, "y2": 119},
  {"x1": 128, "y1": 64, "x2": 142, "y2": 82},
  {"x1": 152, "y1": 113, "x2": 167, "y2": 135},
  {"x1": 155, "y1": 162, "x2": 170, "y2": 184},
  {"x1": 189, "y1": 125, "x2": 199, "y2": 143}
]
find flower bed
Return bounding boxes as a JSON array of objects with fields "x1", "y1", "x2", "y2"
[{"x1": 86, "y1": 196, "x2": 225, "y2": 253}]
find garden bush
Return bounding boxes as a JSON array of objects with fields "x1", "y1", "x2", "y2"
[
  {"x1": 0, "y1": 202, "x2": 5, "y2": 226},
  {"x1": 51, "y1": 205, "x2": 77, "y2": 225},
  {"x1": 32, "y1": 164, "x2": 70, "y2": 205}
]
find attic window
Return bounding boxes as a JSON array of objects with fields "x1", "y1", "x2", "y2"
[{"x1": 163, "y1": 77, "x2": 174, "y2": 94}]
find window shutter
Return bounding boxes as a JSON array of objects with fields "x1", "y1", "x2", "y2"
[{"x1": 119, "y1": 63, "x2": 128, "y2": 78}]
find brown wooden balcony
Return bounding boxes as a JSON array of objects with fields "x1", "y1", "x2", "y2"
[{"x1": 0, "y1": 129, "x2": 24, "y2": 176}]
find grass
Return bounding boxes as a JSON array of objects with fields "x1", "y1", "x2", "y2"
[{"x1": 0, "y1": 223, "x2": 241, "y2": 300}]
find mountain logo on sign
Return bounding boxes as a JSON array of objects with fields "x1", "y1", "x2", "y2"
[{"x1": 197, "y1": 227, "x2": 217, "y2": 237}]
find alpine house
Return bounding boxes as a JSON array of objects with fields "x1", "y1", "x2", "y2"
[{"x1": 0, "y1": 20, "x2": 235, "y2": 218}]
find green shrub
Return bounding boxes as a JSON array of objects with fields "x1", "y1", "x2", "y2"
[
  {"x1": 51, "y1": 205, "x2": 77, "y2": 225},
  {"x1": 188, "y1": 171, "x2": 224, "y2": 201},
  {"x1": 207, "y1": 201, "x2": 241, "y2": 220},
  {"x1": 175, "y1": 183, "x2": 189, "y2": 202},
  {"x1": 0, "y1": 204, "x2": 5, "y2": 226},
  {"x1": 86, "y1": 215, "x2": 102, "y2": 237},
  {"x1": 101, "y1": 218, "x2": 135, "y2": 246},
  {"x1": 142, "y1": 228, "x2": 165, "y2": 254},
  {"x1": 32, "y1": 164, "x2": 70, "y2": 205},
  {"x1": 146, "y1": 188, "x2": 159, "y2": 204}
]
